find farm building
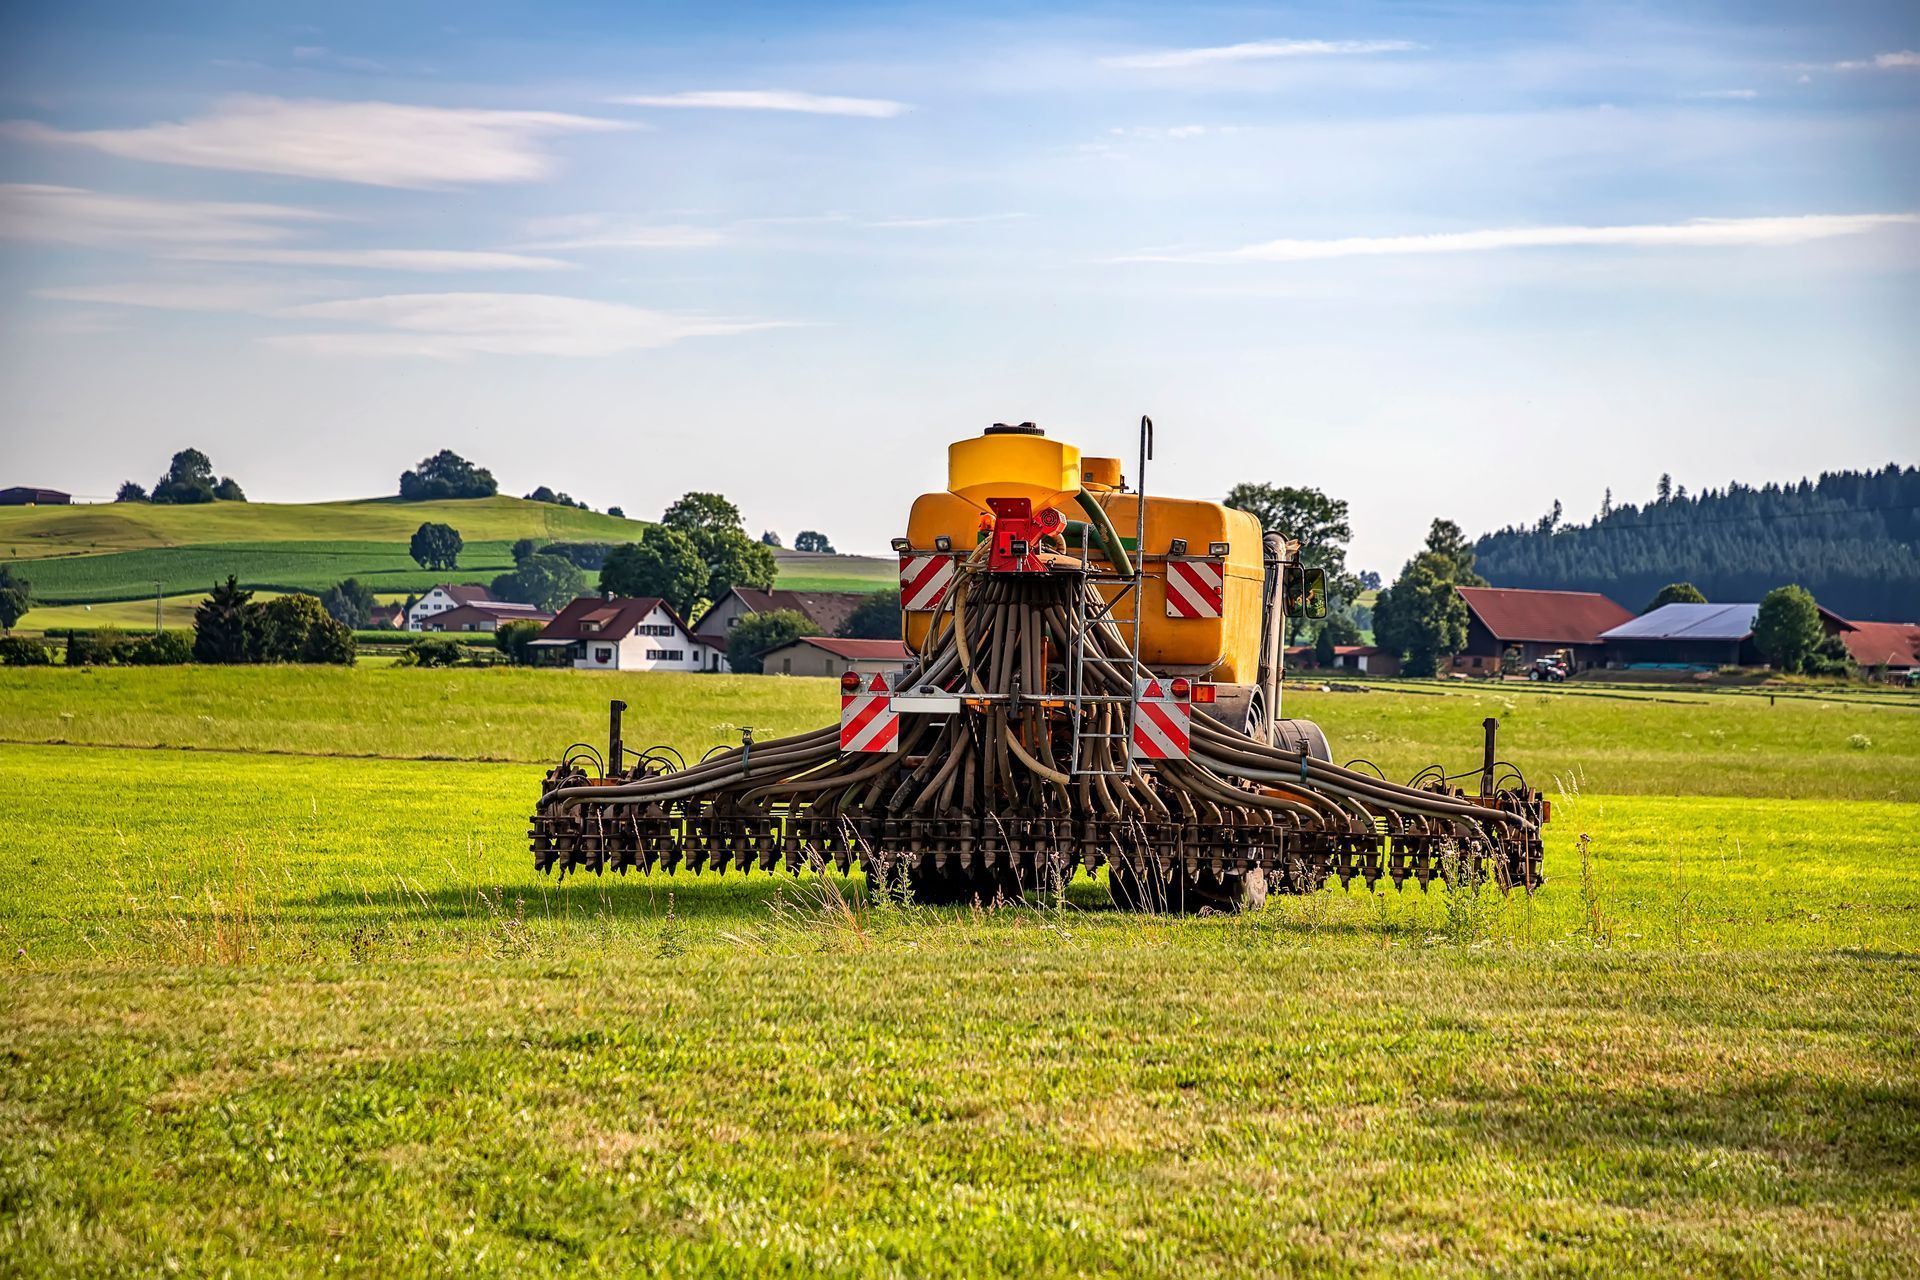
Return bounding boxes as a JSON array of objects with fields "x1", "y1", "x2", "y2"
[
  {"x1": 693, "y1": 587, "x2": 878, "y2": 672},
  {"x1": 1600, "y1": 601, "x2": 1851, "y2": 669},
  {"x1": 759, "y1": 636, "x2": 913, "y2": 677},
  {"x1": 408, "y1": 584, "x2": 500, "y2": 631},
  {"x1": 0, "y1": 486, "x2": 71, "y2": 506},
  {"x1": 1284, "y1": 644, "x2": 1401, "y2": 676},
  {"x1": 529, "y1": 596, "x2": 716, "y2": 672},
  {"x1": 1837, "y1": 619, "x2": 1920, "y2": 674},
  {"x1": 420, "y1": 602, "x2": 553, "y2": 633},
  {"x1": 1451, "y1": 587, "x2": 1634, "y2": 675}
]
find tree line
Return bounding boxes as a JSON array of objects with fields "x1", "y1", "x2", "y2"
[{"x1": 1473, "y1": 464, "x2": 1920, "y2": 622}]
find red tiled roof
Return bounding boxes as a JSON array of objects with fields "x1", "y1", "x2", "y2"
[
  {"x1": 782, "y1": 637, "x2": 912, "y2": 660},
  {"x1": 1457, "y1": 587, "x2": 1634, "y2": 645},
  {"x1": 538, "y1": 596, "x2": 695, "y2": 643},
  {"x1": 1839, "y1": 620, "x2": 1920, "y2": 669},
  {"x1": 439, "y1": 584, "x2": 496, "y2": 606}
]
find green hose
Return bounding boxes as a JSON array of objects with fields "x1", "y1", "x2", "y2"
[{"x1": 1072, "y1": 491, "x2": 1135, "y2": 577}]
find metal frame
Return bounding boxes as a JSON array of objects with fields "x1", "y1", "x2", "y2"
[{"x1": 1064, "y1": 415, "x2": 1152, "y2": 775}]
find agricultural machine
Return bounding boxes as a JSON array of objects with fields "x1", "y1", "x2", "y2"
[{"x1": 531, "y1": 420, "x2": 1547, "y2": 910}]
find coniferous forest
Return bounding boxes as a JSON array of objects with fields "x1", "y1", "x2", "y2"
[{"x1": 1474, "y1": 464, "x2": 1920, "y2": 622}]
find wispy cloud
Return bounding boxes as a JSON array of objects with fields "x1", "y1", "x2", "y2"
[
  {"x1": 1118, "y1": 214, "x2": 1920, "y2": 263},
  {"x1": 269, "y1": 292, "x2": 786, "y2": 358},
  {"x1": 175, "y1": 247, "x2": 571, "y2": 271},
  {"x1": 518, "y1": 214, "x2": 727, "y2": 249},
  {"x1": 0, "y1": 183, "x2": 331, "y2": 247},
  {"x1": 3, "y1": 96, "x2": 629, "y2": 188},
  {"x1": 1102, "y1": 38, "x2": 1416, "y2": 71},
  {"x1": 609, "y1": 90, "x2": 910, "y2": 118},
  {"x1": 1827, "y1": 50, "x2": 1920, "y2": 71},
  {"x1": 865, "y1": 212, "x2": 1029, "y2": 229}
]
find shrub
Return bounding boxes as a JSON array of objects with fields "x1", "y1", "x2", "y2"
[
  {"x1": 497, "y1": 618, "x2": 543, "y2": 666},
  {"x1": 403, "y1": 636, "x2": 468, "y2": 668},
  {"x1": 0, "y1": 635, "x2": 50, "y2": 666},
  {"x1": 256, "y1": 594, "x2": 356, "y2": 665},
  {"x1": 65, "y1": 628, "x2": 128, "y2": 666},
  {"x1": 728, "y1": 609, "x2": 819, "y2": 675},
  {"x1": 124, "y1": 630, "x2": 194, "y2": 665}
]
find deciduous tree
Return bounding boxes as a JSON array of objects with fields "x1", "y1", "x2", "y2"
[
  {"x1": 0, "y1": 566, "x2": 30, "y2": 632},
  {"x1": 599, "y1": 528, "x2": 707, "y2": 618},
  {"x1": 399, "y1": 450, "x2": 497, "y2": 500},
  {"x1": 727, "y1": 609, "x2": 819, "y2": 675},
  {"x1": 1753, "y1": 585, "x2": 1823, "y2": 673},
  {"x1": 837, "y1": 589, "x2": 901, "y2": 640},
  {"x1": 491, "y1": 554, "x2": 586, "y2": 613},
  {"x1": 1642, "y1": 582, "x2": 1707, "y2": 613},
  {"x1": 409, "y1": 522, "x2": 463, "y2": 571}
]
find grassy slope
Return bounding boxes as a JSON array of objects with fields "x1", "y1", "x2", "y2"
[
  {"x1": 0, "y1": 671, "x2": 1914, "y2": 1275},
  {"x1": 2, "y1": 498, "x2": 895, "y2": 606},
  {"x1": 0, "y1": 666, "x2": 1912, "y2": 799}
]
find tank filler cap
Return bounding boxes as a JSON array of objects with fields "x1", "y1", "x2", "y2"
[{"x1": 985, "y1": 422, "x2": 1043, "y2": 436}]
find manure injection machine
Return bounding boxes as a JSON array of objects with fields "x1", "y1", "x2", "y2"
[{"x1": 531, "y1": 420, "x2": 1548, "y2": 911}]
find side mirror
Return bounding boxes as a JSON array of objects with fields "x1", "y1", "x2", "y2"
[
  {"x1": 1303, "y1": 567, "x2": 1328, "y2": 620},
  {"x1": 1282, "y1": 563, "x2": 1305, "y2": 616}
]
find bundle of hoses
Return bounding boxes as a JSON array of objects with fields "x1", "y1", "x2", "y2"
[{"x1": 530, "y1": 557, "x2": 1546, "y2": 908}]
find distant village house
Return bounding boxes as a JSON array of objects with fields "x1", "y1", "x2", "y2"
[
  {"x1": 0, "y1": 486, "x2": 71, "y2": 506},
  {"x1": 1451, "y1": 587, "x2": 1635, "y2": 675},
  {"x1": 693, "y1": 587, "x2": 877, "y2": 672},
  {"x1": 529, "y1": 596, "x2": 716, "y2": 672},
  {"x1": 759, "y1": 636, "x2": 913, "y2": 678}
]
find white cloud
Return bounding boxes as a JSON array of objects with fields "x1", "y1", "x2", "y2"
[
  {"x1": 0, "y1": 183, "x2": 332, "y2": 247},
  {"x1": 609, "y1": 90, "x2": 910, "y2": 118},
  {"x1": 2, "y1": 96, "x2": 629, "y2": 188},
  {"x1": 518, "y1": 214, "x2": 727, "y2": 249},
  {"x1": 1102, "y1": 38, "x2": 1416, "y2": 71},
  {"x1": 1688, "y1": 88, "x2": 1758, "y2": 100},
  {"x1": 1119, "y1": 214, "x2": 1920, "y2": 263},
  {"x1": 175, "y1": 247, "x2": 572, "y2": 271},
  {"x1": 269, "y1": 292, "x2": 785, "y2": 358},
  {"x1": 1830, "y1": 50, "x2": 1920, "y2": 71}
]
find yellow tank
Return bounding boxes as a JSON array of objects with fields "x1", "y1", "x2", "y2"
[{"x1": 903, "y1": 428, "x2": 1267, "y2": 684}]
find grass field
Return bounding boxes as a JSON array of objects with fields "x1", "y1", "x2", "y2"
[
  {"x1": 1, "y1": 666, "x2": 1915, "y2": 1275},
  {"x1": 3, "y1": 498, "x2": 895, "y2": 609}
]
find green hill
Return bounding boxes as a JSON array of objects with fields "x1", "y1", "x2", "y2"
[
  {"x1": 2, "y1": 497, "x2": 895, "y2": 609},
  {"x1": 0, "y1": 496, "x2": 646, "y2": 559}
]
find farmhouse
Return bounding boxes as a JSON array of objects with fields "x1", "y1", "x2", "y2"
[
  {"x1": 1451, "y1": 587, "x2": 1635, "y2": 675},
  {"x1": 693, "y1": 587, "x2": 877, "y2": 672},
  {"x1": 0, "y1": 486, "x2": 71, "y2": 506},
  {"x1": 1602, "y1": 601, "x2": 1852, "y2": 669},
  {"x1": 408, "y1": 584, "x2": 499, "y2": 631},
  {"x1": 421, "y1": 602, "x2": 554, "y2": 633},
  {"x1": 529, "y1": 595, "x2": 715, "y2": 672},
  {"x1": 760, "y1": 636, "x2": 912, "y2": 677}
]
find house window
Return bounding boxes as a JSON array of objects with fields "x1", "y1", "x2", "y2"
[
  {"x1": 782, "y1": 658, "x2": 792, "y2": 673},
  {"x1": 638, "y1": 624, "x2": 673, "y2": 637},
  {"x1": 594, "y1": 646, "x2": 613, "y2": 663},
  {"x1": 727, "y1": 617, "x2": 738, "y2": 628},
  {"x1": 583, "y1": 621, "x2": 601, "y2": 633},
  {"x1": 645, "y1": 649, "x2": 685, "y2": 661}
]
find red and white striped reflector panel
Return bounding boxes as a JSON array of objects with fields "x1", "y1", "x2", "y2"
[
  {"x1": 1164, "y1": 557, "x2": 1224, "y2": 618},
  {"x1": 840, "y1": 670, "x2": 900, "y2": 754},
  {"x1": 1129, "y1": 677, "x2": 1192, "y2": 762},
  {"x1": 899, "y1": 553, "x2": 958, "y2": 612}
]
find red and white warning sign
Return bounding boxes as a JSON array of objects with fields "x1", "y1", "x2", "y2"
[
  {"x1": 899, "y1": 552, "x2": 957, "y2": 612},
  {"x1": 1129, "y1": 677, "x2": 1192, "y2": 761},
  {"x1": 1164, "y1": 557, "x2": 1224, "y2": 619},
  {"x1": 840, "y1": 670, "x2": 900, "y2": 753}
]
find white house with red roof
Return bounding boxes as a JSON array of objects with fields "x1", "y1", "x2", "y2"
[{"x1": 529, "y1": 596, "x2": 716, "y2": 671}]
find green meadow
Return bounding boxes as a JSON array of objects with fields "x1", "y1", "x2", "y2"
[
  {"x1": 0, "y1": 666, "x2": 1915, "y2": 1276},
  {"x1": 2, "y1": 496, "x2": 894, "y2": 614}
]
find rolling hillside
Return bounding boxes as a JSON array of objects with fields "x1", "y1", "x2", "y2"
[{"x1": 2, "y1": 497, "x2": 894, "y2": 616}]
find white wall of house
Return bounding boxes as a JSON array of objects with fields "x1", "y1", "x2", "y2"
[
  {"x1": 407, "y1": 587, "x2": 469, "y2": 631},
  {"x1": 573, "y1": 604, "x2": 714, "y2": 672}
]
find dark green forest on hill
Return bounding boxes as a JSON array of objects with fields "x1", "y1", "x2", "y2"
[{"x1": 1474, "y1": 464, "x2": 1920, "y2": 621}]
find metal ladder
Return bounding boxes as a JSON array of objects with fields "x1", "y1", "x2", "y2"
[{"x1": 1065, "y1": 415, "x2": 1151, "y2": 775}]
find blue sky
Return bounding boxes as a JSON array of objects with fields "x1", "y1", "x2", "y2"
[{"x1": 1, "y1": 1, "x2": 1914, "y2": 571}]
